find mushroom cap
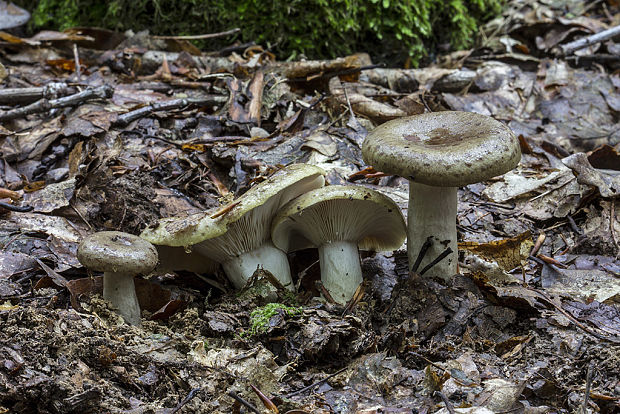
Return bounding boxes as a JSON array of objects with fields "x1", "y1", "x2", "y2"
[
  {"x1": 140, "y1": 164, "x2": 326, "y2": 262},
  {"x1": 271, "y1": 185, "x2": 406, "y2": 252},
  {"x1": 362, "y1": 111, "x2": 521, "y2": 187},
  {"x1": 77, "y1": 231, "x2": 158, "y2": 275}
]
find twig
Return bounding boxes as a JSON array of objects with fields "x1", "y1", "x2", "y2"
[
  {"x1": 0, "y1": 85, "x2": 113, "y2": 121},
  {"x1": 169, "y1": 387, "x2": 201, "y2": 414},
  {"x1": 385, "y1": 246, "x2": 452, "y2": 315},
  {"x1": 0, "y1": 202, "x2": 33, "y2": 212},
  {"x1": 434, "y1": 391, "x2": 456, "y2": 414},
  {"x1": 286, "y1": 367, "x2": 348, "y2": 398},
  {"x1": 527, "y1": 287, "x2": 620, "y2": 343},
  {"x1": 315, "y1": 280, "x2": 336, "y2": 304},
  {"x1": 530, "y1": 232, "x2": 545, "y2": 257},
  {"x1": 215, "y1": 41, "x2": 257, "y2": 56},
  {"x1": 411, "y1": 236, "x2": 433, "y2": 272},
  {"x1": 567, "y1": 215, "x2": 582, "y2": 235},
  {"x1": 419, "y1": 247, "x2": 453, "y2": 276},
  {"x1": 227, "y1": 391, "x2": 261, "y2": 414},
  {"x1": 581, "y1": 361, "x2": 595, "y2": 414},
  {"x1": 610, "y1": 200, "x2": 619, "y2": 258},
  {"x1": 295, "y1": 259, "x2": 319, "y2": 291},
  {"x1": 560, "y1": 24, "x2": 620, "y2": 55},
  {"x1": 249, "y1": 384, "x2": 278, "y2": 412},
  {"x1": 73, "y1": 43, "x2": 81, "y2": 80},
  {"x1": 152, "y1": 28, "x2": 240, "y2": 40},
  {"x1": 113, "y1": 95, "x2": 227, "y2": 127},
  {"x1": 342, "y1": 281, "x2": 366, "y2": 316}
]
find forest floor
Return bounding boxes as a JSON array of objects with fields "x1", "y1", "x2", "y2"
[{"x1": 0, "y1": 0, "x2": 619, "y2": 413}]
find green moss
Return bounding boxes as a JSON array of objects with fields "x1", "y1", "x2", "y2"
[
  {"x1": 246, "y1": 303, "x2": 302, "y2": 336},
  {"x1": 16, "y1": 0, "x2": 503, "y2": 66}
]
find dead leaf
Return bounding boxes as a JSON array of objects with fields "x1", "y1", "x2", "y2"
[{"x1": 460, "y1": 231, "x2": 533, "y2": 272}]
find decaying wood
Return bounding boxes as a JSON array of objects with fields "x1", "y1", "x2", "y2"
[
  {"x1": 329, "y1": 76, "x2": 406, "y2": 122},
  {"x1": 362, "y1": 68, "x2": 420, "y2": 93},
  {"x1": 0, "y1": 84, "x2": 113, "y2": 121},
  {"x1": 0, "y1": 82, "x2": 73, "y2": 105}
]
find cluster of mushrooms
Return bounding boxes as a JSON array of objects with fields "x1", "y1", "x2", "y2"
[{"x1": 78, "y1": 111, "x2": 521, "y2": 325}]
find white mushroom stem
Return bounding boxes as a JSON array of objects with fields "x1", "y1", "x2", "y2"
[
  {"x1": 103, "y1": 272, "x2": 142, "y2": 326},
  {"x1": 408, "y1": 182, "x2": 458, "y2": 280},
  {"x1": 318, "y1": 240, "x2": 363, "y2": 304},
  {"x1": 221, "y1": 241, "x2": 293, "y2": 290}
]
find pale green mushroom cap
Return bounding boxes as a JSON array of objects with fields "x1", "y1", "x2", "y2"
[
  {"x1": 271, "y1": 185, "x2": 406, "y2": 252},
  {"x1": 362, "y1": 111, "x2": 521, "y2": 187},
  {"x1": 140, "y1": 164, "x2": 327, "y2": 262}
]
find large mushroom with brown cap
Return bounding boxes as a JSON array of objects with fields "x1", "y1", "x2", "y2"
[
  {"x1": 140, "y1": 164, "x2": 326, "y2": 290},
  {"x1": 271, "y1": 185, "x2": 406, "y2": 304},
  {"x1": 77, "y1": 231, "x2": 158, "y2": 326},
  {"x1": 362, "y1": 111, "x2": 521, "y2": 280}
]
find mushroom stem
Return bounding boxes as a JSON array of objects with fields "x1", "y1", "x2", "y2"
[
  {"x1": 221, "y1": 241, "x2": 293, "y2": 290},
  {"x1": 318, "y1": 240, "x2": 363, "y2": 304},
  {"x1": 103, "y1": 272, "x2": 142, "y2": 326},
  {"x1": 408, "y1": 182, "x2": 458, "y2": 280}
]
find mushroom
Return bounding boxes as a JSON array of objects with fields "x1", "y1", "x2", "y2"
[
  {"x1": 271, "y1": 185, "x2": 406, "y2": 304},
  {"x1": 77, "y1": 231, "x2": 158, "y2": 326},
  {"x1": 362, "y1": 111, "x2": 521, "y2": 280},
  {"x1": 141, "y1": 164, "x2": 326, "y2": 290}
]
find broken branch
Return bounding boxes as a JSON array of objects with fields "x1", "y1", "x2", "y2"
[
  {"x1": 560, "y1": 24, "x2": 620, "y2": 55},
  {"x1": 0, "y1": 85, "x2": 113, "y2": 121}
]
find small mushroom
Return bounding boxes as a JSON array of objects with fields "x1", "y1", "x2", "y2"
[
  {"x1": 141, "y1": 164, "x2": 326, "y2": 290},
  {"x1": 362, "y1": 111, "x2": 521, "y2": 280},
  {"x1": 271, "y1": 185, "x2": 406, "y2": 304},
  {"x1": 77, "y1": 231, "x2": 158, "y2": 326}
]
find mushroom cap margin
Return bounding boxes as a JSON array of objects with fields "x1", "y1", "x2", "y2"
[{"x1": 140, "y1": 164, "x2": 327, "y2": 261}]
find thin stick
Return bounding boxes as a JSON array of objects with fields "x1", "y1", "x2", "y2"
[
  {"x1": 610, "y1": 200, "x2": 619, "y2": 258},
  {"x1": 434, "y1": 391, "x2": 456, "y2": 414},
  {"x1": 0, "y1": 85, "x2": 113, "y2": 121},
  {"x1": 560, "y1": 24, "x2": 620, "y2": 55},
  {"x1": 0, "y1": 202, "x2": 33, "y2": 212},
  {"x1": 170, "y1": 388, "x2": 201, "y2": 414},
  {"x1": 114, "y1": 95, "x2": 227, "y2": 127},
  {"x1": 527, "y1": 287, "x2": 619, "y2": 342},
  {"x1": 227, "y1": 391, "x2": 261, "y2": 414},
  {"x1": 73, "y1": 43, "x2": 81, "y2": 80},
  {"x1": 411, "y1": 236, "x2": 433, "y2": 272},
  {"x1": 419, "y1": 247, "x2": 453, "y2": 276},
  {"x1": 286, "y1": 367, "x2": 348, "y2": 398},
  {"x1": 530, "y1": 232, "x2": 545, "y2": 257},
  {"x1": 581, "y1": 361, "x2": 594, "y2": 413},
  {"x1": 153, "y1": 28, "x2": 240, "y2": 40},
  {"x1": 567, "y1": 215, "x2": 582, "y2": 235}
]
